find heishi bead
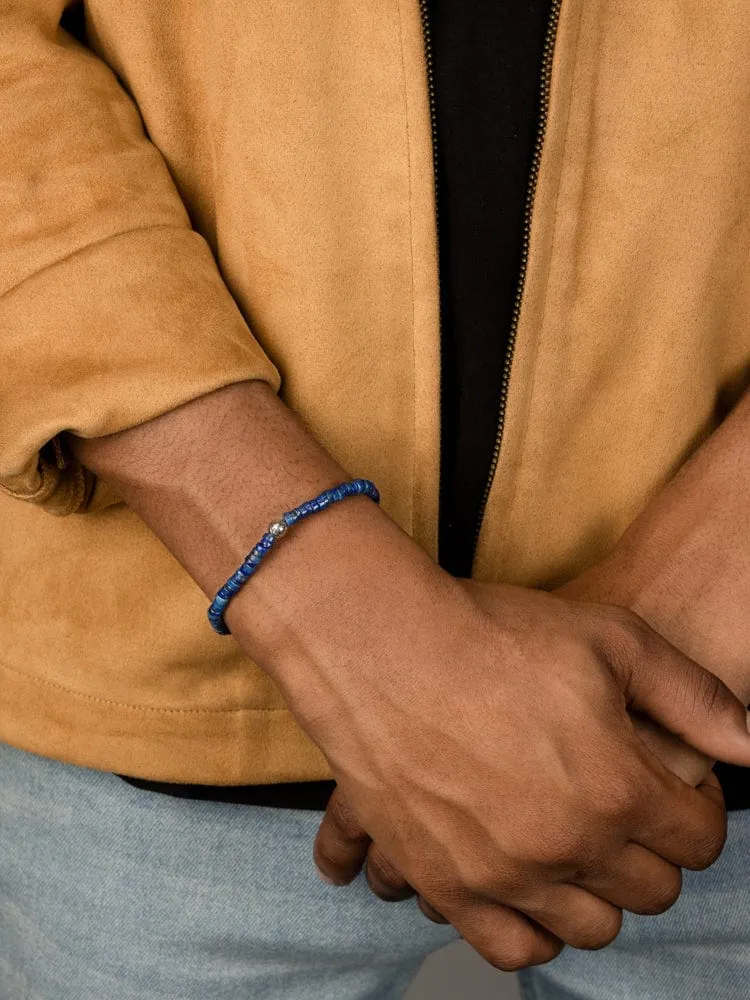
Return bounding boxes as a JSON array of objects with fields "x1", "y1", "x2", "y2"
[{"x1": 207, "y1": 478, "x2": 380, "y2": 635}]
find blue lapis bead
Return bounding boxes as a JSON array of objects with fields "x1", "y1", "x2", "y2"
[{"x1": 207, "y1": 478, "x2": 380, "y2": 635}]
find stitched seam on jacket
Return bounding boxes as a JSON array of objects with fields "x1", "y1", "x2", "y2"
[
  {"x1": 396, "y1": 0, "x2": 418, "y2": 539},
  {"x1": 0, "y1": 470, "x2": 53, "y2": 502},
  {"x1": 0, "y1": 659, "x2": 290, "y2": 715},
  {"x1": 0, "y1": 454, "x2": 86, "y2": 513}
]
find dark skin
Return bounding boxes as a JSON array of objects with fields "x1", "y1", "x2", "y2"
[
  {"x1": 314, "y1": 385, "x2": 750, "y2": 951},
  {"x1": 65, "y1": 380, "x2": 750, "y2": 973}
]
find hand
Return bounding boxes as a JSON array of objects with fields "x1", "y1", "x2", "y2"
[
  {"x1": 315, "y1": 765, "x2": 726, "y2": 917},
  {"x1": 311, "y1": 564, "x2": 721, "y2": 924},
  {"x1": 283, "y1": 570, "x2": 750, "y2": 971},
  {"x1": 310, "y1": 574, "x2": 720, "y2": 932},
  {"x1": 315, "y1": 574, "x2": 718, "y2": 943},
  {"x1": 554, "y1": 573, "x2": 715, "y2": 789}
]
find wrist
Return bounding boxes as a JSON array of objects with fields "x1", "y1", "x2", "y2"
[
  {"x1": 560, "y1": 552, "x2": 750, "y2": 706},
  {"x1": 228, "y1": 494, "x2": 457, "y2": 731}
]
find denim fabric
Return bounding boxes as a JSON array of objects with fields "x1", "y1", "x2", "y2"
[
  {"x1": 519, "y1": 809, "x2": 750, "y2": 1000},
  {"x1": 0, "y1": 742, "x2": 459, "y2": 1000}
]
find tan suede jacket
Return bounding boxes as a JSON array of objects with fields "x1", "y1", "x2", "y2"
[{"x1": 1, "y1": 0, "x2": 748, "y2": 784}]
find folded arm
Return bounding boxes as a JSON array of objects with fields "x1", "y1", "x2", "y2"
[{"x1": 561, "y1": 386, "x2": 750, "y2": 708}]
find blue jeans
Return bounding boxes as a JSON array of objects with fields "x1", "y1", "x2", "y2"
[
  {"x1": 0, "y1": 742, "x2": 458, "y2": 999},
  {"x1": 3, "y1": 741, "x2": 749, "y2": 999},
  {"x1": 520, "y1": 808, "x2": 750, "y2": 1000}
]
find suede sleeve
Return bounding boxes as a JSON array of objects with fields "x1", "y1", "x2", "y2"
[{"x1": 0, "y1": 0, "x2": 282, "y2": 515}]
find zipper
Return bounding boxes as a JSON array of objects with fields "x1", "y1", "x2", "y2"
[
  {"x1": 469, "y1": 0, "x2": 563, "y2": 571},
  {"x1": 417, "y1": 0, "x2": 446, "y2": 564},
  {"x1": 417, "y1": 0, "x2": 441, "y2": 256}
]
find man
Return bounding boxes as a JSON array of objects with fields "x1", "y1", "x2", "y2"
[{"x1": 1, "y1": 2, "x2": 748, "y2": 999}]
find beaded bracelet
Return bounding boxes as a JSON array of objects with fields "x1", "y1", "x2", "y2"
[{"x1": 207, "y1": 478, "x2": 380, "y2": 635}]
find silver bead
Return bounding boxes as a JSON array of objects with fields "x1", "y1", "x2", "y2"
[{"x1": 268, "y1": 519, "x2": 288, "y2": 538}]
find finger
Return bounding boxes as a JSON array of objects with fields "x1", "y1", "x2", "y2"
[
  {"x1": 631, "y1": 710, "x2": 714, "y2": 786},
  {"x1": 313, "y1": 786, "x2": 372, "y2": 886},
  {"x1": 441, "y1": 897, "x2": 565, "y2": 972},
  {"x1": 605, "y1": 609, "x2": 750, "y2": 766},
  {"x1": 632, "y1": 750, "x2": 728, "y2": 870},
  {"x1": 418, "y1": 895, "x2": 450, "y2": 923},
  {"x1": 696, "y1": 767, "x2": 724, "y2": 801},
  {"x1": 577, "y1": 841, "x2": 683, "y2": 914},
  {"x1": 512, "y1": 884, "x2": 623, "y2": 951},
  {"x1": 365, "y1": 844, "x2": 417, "y2": 902}
]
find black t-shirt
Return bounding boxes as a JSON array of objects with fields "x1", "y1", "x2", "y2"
[
  {"x1": 432, "y1": 0, "x2": 552, "y2": 579},
  {"x1": 121, "y1": 2, "x2": 748, "y2": 811}
]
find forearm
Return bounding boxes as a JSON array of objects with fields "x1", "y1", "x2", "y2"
[
  {"x1": 62, "y1": 380, "x2": 445, "y2": 691},
  {"x1": 562, "y1": 387, "x2": 750, "y2": 704},
  {"x1": 67, "y1": 380, "x2": 750, "y2": 968}
]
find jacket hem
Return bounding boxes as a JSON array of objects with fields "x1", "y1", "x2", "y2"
[{"x1": 0, "y1": 659, "x2": 333, "y2": 785}]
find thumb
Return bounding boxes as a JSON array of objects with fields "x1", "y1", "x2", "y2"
[{"x1": 605, "y1": 609, "x2": 750, "y2": 767}]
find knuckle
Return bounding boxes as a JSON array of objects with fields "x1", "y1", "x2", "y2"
[
  {"x1": 313, "y1": 838, "x2": 346, "y2": 871},
  {"x1": 454, "y1": 861, "x2": 496, "y2": 899},
  {"x1": 609, "y1": 605, "x2": 645, "y2": 641},
  {"x1": 671, "y1": 670, "x2": 726, "y2": 727},
  {"x1": 692, "y1": 672, "x2": 725, "y2": 718},
  {"x1": 328, "y1": 791, "x2": 364, "y2": 838},
  {"x1": 596, "y1": 775, "x2": 640, "y2": 821},
  {"x1": 536, "y1": 827, "x2": 589, "y2": 870},
  {"x1": 684, "y1": 826, "x2": 726, "y2": 871},
  {"x1": 485, "y1": 942, "x2": 537, "y2": 973},
  {"x1": 365, "y1": 853, "x2": 411, "y2": 899},
  {"x1": 368, "y1": 851, "x2": 404, "y2": 886},
  {"x1": 468, "y1": 910, "x2": 539, "y2": 971},
  {"x1": 575, "y1": 910, "x2": 623, "y2": 951},
  {"x1": 604, "y1": 607, "x2": 649, "y2": 666},
  {"x1": 633, "y1": 872, "x2": 682, "y2": 915},
  {"x1": 418, "y1": 895, "x2": 448, "y2": 923}
]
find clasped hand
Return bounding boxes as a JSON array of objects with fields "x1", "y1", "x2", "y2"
[{"x1": 308, "y1": 579, "x2": 750, "y2": 971}]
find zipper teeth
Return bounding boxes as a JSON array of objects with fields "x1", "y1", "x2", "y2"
[
  {"x1": 470, "y1": 0, "x2": 563, "y2": 568},
  {"x1": 417, "y1": 0, "x2": 446, "y2": 564},
  {"x1": 417, "y1": 1, "x2": 440, "y2": 241}
]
